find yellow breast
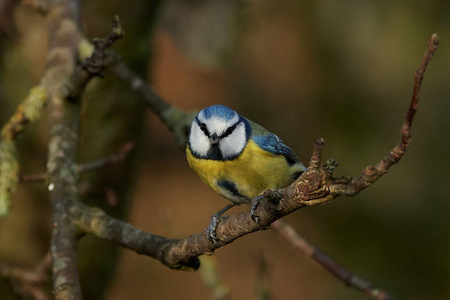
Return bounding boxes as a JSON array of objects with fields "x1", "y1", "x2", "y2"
[{"x1": 186, "y1": 140, "x2": 302, "y2": 204}]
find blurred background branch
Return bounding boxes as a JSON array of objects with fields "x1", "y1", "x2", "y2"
[
  {"x1": 272, "y1": 220, "x2": 393, "y2": 300},
  {"x1": 0, "y1": 86, "x2": 47, "y2": 215},
  {"x1": 19, "y1": 141, "x2": 135, "y2": 183},
  {"x1": 110, "y1": 61, "x2": 197, "y2": 149},
  {"x1": 0, "y1": 252, "x2": 50, "y2": 300}
]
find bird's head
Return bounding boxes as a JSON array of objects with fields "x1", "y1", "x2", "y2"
[{"x1": 188, "y1": 105, "x2": 251, "y2": 160}]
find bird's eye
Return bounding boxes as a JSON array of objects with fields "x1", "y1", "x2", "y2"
[
  {"x1": 199, "y1": 122, "x2": 208, "y2": 135},
  {"x1": 222, "y1": 126, "x2": 235, "y2": 138}
]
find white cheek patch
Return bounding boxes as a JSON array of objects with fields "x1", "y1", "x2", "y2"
[
  {"x1": 220, "y1": 122, "x2": 247, "y2": 159},
  {"x1": 189, "y1": 121, "x2": 210, "y2": 156}
]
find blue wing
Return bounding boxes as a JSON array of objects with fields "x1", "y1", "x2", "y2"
[{"x1": 252, "y1": 134, "x2": 299, "y2": 166}]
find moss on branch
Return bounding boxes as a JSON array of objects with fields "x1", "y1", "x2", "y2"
[
  {"x1": 0, "y1": 86, "x2": 47, "y2": 216},
  {"x1": 0, "y1": 141, "x2": 19, "y2": 216}
]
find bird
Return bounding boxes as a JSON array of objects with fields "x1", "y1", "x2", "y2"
[{"x1": 186, "y1": 104, "x2": 305, "y2": 244}]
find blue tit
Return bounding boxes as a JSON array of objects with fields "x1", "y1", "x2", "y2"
[{"x1": 186, "y1": 104, "x2": 305, "y2": 243}]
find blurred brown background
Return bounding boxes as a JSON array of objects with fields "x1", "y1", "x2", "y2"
[{"x1": 1, "y1": 0, "x2": 449, "y2": 299}]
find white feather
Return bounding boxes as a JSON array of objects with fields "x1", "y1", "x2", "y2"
[
  {"x1": 189, "y1": 121, "x2": 210, "y2": 156},
  {"x1": 220, "y1": 122, "x2": 246, "y2": 159},
  {"x1": 189, "y1": 108, "x2": 247, "y2": 160}
]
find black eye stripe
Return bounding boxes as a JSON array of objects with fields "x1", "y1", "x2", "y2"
[
  {"x1": 196, "y1": 119, "x2": 210, "y2": 136},
  {"x1": 221, "y1": 122, "x2": 239, "y2": 138},
  {"x1": 196, "y1": 119, "x2": 240, "y2": 139}
]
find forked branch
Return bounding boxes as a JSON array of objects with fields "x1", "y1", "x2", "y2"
[
  {"x1": 70, "y1": 35, "x2": 438, "y2": 300},
  {"x1": 2, "y1": 6, "x2": 437, "y2": 297},
  {"x1": 328, "y1": 33, "x2": 439, "y2": 197}
]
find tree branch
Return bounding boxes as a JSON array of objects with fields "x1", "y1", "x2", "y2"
[
  {"x1": 44, "y1": 2, "x2": 83, "y2": 298},
  {"x1": 65, "y1": 139, "x2": 351, "y2": 270},
  {"x1": 69, "y1": 203, "x2": 199, "y2": 271},
  {"x1": 19, "y1": 141, "x2": 135, "y2": 183},
  {"x1": 329, "y1": 33, "x2": 439, "y2": 197},
  {"x1": 69, "y1": 34, "x2": 439, "y2": 277},
  {"x1": 0, "y1": 252, "x2": 51, "y2": 300},
  {"x1": 42, "y1": 4, "x2": 125, "y2": 300},
  {"x1": 64, "y1": 16, "x2": 125, "y2": 101},
  {"x1": 2, "y1": 10, "x2": 128, "y2": 297},
  {"x1": 0, "y1": 86, "x2": 47, "y2": 141},
  {"x1": 4, "y1": 11, "x2": 437, "y2": 297},
  {"x1": 271, "y1": 220, "x2": 394, "y2": 300},
  {"x1": 81, "y1": 15, "x2": 124, "y2": 77},
  {"x1": 0, "y1": 12, "x2": 125, "y2": 216},
  {"x1": 77, "y1": 141, "x2": 134, "y2": 173},
  {"x1": 110, "y1": 61, "x2": 197, "y2": 149},
  {"x1": 0, "y1": 86, "x2": 47, "y2": 215}
]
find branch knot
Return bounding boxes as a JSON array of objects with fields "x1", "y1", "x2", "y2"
[
  {"x1": 82, "y1": 15, "x2": 125, "y2": 77},
  {"x1": 294, "y1": 169, "x2": 332, "y2": 201}
]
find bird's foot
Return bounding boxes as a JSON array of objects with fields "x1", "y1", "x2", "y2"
[
  {"x1": 250, "y1": 195, "x2": 265, "y2": 226},
  {"x1": 206, "y1": 214, "x2": 220, "y2": 245},
  {"x1": 206, "y1": 203, "x2": 235, "y2": 246}
]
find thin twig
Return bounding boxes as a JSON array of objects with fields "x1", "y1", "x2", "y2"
[
  {"x1": 110, "y1": 61, "x2": 197, "y2": 149},
  {"x1": 19, "y1": 172, "x2": 48, "y2": 183},
  {"x1": 309, "y1": 137, "x2": 325, "y2": 168},
  {"x1": 82, "y1": 15, "x2": 125, "y2": 77},
  {"x1": 78, "y1": 141, "x2": 134, "y2": 173},
  {"x1": 0, "y1": 263, "x2": 47, "y2": 284},
  {"x1": 20, "y1": 141, "x2": 135, "y2": 183},
  {"x1": 329, "y1": 33, "x2": 439, "y2": 197},
  {"x1": 0, "y1": 251, "x2": 52, "y2": 300},
  {"x1": 34, "y1": 252, "x2": 51, "y2": 275},
  {"x1": 271, "y1": 220, "x2": 394, "y2": 300},
  {"x1": 66, "y1": 16, "x2": 125, "y2": 100},
  {"x1": 110, "y1": 61, "x2": 171, "y2": 116}
]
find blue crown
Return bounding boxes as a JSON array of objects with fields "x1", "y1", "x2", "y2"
[{"x1": 201, "y1": 105, "x2": 237, "y2": 121}]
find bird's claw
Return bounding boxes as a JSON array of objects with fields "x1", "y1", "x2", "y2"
[
  {"x1": 250, "y1": 206, "x2": 260, "y2": 224},
  {"x1": 206, "y1": 215, "x2": 220, "y2": 245},
  {"x1": 250, "y1": 195, "x2": 264, "y2": 227},
  {"x1": 206, "y1": 203, "x2": 235, "y2": 246},
  {"x1": 206, "y1": 214, "x2": 231, "y2": 246}
]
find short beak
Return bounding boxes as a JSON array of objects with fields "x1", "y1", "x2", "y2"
[{"x1": 210, "y1": 133, "x2": 219, "y2": 144}]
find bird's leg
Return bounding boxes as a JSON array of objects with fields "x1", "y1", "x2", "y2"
[
  {"x1": 207, "y1": 203, "x2": 236, "y2": 245},
  {"x1": 250, "y1": 195, "x2": 265, "y2": 226}
]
